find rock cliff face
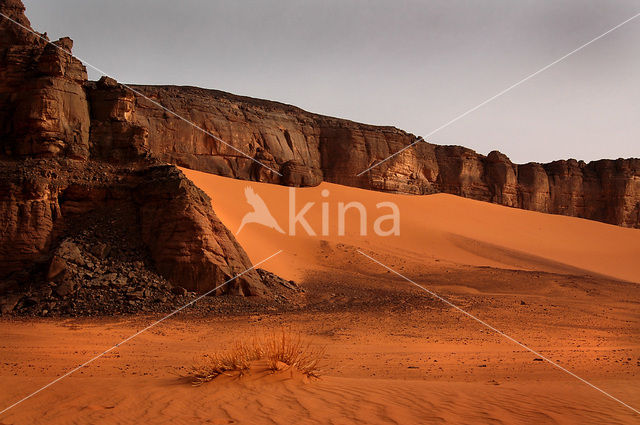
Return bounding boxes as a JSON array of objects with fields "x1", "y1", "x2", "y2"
[
  {"x1": 0, "y1": 0, "x2": 267, "y2": 301},
  {"x1": 102, "y1": 84, "x2": 638, "y2": 228},
  {"x1": 0, "y1": 0, "x2": 90, "y2": 159},
  {"x1": 134, "y1": 165, "x2": 262, "y2": 296},
  {"x1": 0, "y1": 159, "x2": 266, "y2": 298}
]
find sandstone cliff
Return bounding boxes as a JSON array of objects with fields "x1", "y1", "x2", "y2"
[
  {"x1": 0, "y1": 0, "x2": 89, "y2": 159},
  {"x1": 0, "y1": 0, "x2": 267, "y2": 303},
  {"x1": 100, "y1": 84, "x2": 638, "y2": 228}
]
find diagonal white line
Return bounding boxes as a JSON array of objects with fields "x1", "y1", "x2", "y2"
[
  {"x1": 356, "y1": 10, "x2": 640, "y2": 176},
  {"x1": 0, "y1": 250, "x2": 282, "y2": 416},
  {"x1": 356, "y1": 249, "x2": 640, "y2": 416},
  {"x1": 357, "y1": 137, "x2": 424, "y2": 176},
  {"x1": 0, "y1": 12, "x2": 282, "y2": 176}
]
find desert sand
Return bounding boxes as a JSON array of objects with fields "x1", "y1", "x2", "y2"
[
  {"x1": 1, "y1": 169, "x2": 639, "y2": 424},
  {"x1": 179, "y1": 168, "x2": 640, "y2": 284}
]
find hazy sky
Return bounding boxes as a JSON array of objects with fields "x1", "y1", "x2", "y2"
[{"x1": 22, "y1": 0, "x2": 639, "y2": 164}]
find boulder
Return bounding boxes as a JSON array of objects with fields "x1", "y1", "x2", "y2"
[
  {"x1": 54, "y1": 279, "x2": 77, "y2": 297},
  {"x1": 135, "y1": 166, "x2": 266, "y2": 295},
  {"x1": 90, "y1": 242, "x2": 111, "y2": 259},
  {"x1": 0, "y1": 294, "x2": 21, "y2": 314}
]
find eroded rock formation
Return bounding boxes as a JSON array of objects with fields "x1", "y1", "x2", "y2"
[
  {"x1": 0, "y1": 159, "x2": 267, "y2": 298},
  {"x1": 0, "y1": 0, "x2": 90, "y2": 159},
  {"x1": 0, "y1": 0, "x2": 268, "y2": 306},
  {"x1": 105, "y1": 84, "x2": 638, "y2": 228}
]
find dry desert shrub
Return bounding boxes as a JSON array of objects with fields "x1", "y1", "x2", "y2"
[
  {"x1": 262, "y1": 331, "x2": 325, "y2": 377},
  {"x1": 188, "y1": 331, "x2": 325, "y2": 386},
  {"x1": 188, "y1": 341, "x2": 262, "y2": 386}
]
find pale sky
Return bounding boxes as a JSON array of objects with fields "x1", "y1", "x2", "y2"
[{"x1": 22, "y1": 0, "x2": 639, "y2": 164}]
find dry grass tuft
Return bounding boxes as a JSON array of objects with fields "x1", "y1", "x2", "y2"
[
  {"x1": 188, "y1": 341, "x2": 262, "y2": 386},
  {"x1": 188, "y1": 331, "x2": 325, "y2": 386},
  {"x1": 262, "y1": 332, "x2": 325, "y2": 377}
]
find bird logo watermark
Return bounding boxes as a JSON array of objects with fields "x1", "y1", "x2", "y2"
[{"x1": 237, "y1": 187, "x2": 286, "y2": 234}]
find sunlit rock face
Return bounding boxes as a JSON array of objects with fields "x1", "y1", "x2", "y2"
[
  {"x1": 105, "y1": 84, "x2": 638, "y2": 228},
  {"x1": 0, "y1": 0, "x2": 90, "y2": 159}
]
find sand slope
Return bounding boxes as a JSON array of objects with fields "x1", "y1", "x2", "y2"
[
  {"x1": 1, "y1": 170, "x2": 638, "y2": 425},
  {"x1": 181, "y1": 168, "x2": 640, "y2": 284}
]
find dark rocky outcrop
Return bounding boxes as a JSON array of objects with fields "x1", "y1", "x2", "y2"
[
  {"x1": 134, "y1": 165, "x2": 263, "y2": 296},
  {"x1": 0, "y1": 159, "x2": 267, "y2": 300},
  {"x1": 0, "y1": 0, "x2": 272, "y2": 314},
  {"x1": 0, "y1": 1, "x2": 90, "y2": 159}
]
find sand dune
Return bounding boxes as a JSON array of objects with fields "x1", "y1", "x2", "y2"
[
  {"x1": 1, "y1": 171, "x2": 639, "y2": 425},
  {"x1": 181, "y1": 168, "x2": 640, "y2": 284}
]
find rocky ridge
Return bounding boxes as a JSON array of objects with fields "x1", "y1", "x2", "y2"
[
  {"x1": 114, "y1": 84, "x2": 639, "y2": 229},
  {"x1": 0, "y1": 155, "x2": 300, "y2": 315},
  {"x1": 0, "y1": 0, "x2": 297, "y2": 315}
]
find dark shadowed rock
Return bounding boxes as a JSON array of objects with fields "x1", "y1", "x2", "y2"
[
  {"x1": 90, "y1": 242, "x2": 111, "y2": 259},
  {"x1": 135, "y1": 165, "x2": 265, "y2": 295},
  {"x1": 0, "y1": 293, "x2": 21, "y2": 314},
  {"x1": 171, "y1": 286, "x2": 188, "y2": 296},
  {"x1": 54, "y1": 279, "x2": 77, "y2": 297},
  {"x1": 0, "y1": 0, "x2": 270, "y2": 300}
]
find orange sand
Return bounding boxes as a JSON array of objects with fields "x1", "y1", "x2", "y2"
[
  {"x1": 181, "y1": 168, "x2": 640, "y2": 284},
  {"x1": 0, "y1": 169, "x2": 639, "y2": 424}
]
